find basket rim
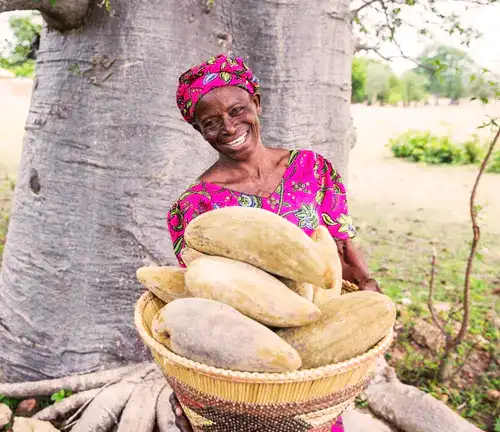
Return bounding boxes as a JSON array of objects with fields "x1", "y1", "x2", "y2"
[{"x1": 134, "y1": 290, "x2": 393, "y2": 383}]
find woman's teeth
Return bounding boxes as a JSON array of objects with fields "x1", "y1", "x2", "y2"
[{"x1": 226, "y1": 133, "x2": 248, "y2": 148}]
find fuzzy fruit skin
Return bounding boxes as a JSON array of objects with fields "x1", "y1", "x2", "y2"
[
  {"x1": 180, "y1": 247, "x2": 206, "y2": 266},
  {"x1": 136, "y1": 266, "x2": 188, "y2": 303},
  {"x1": 185, "y1": 255, "x2": 321, "y2": 327},
  {"x1": 276, "y1": 291, "x2": 396, "y2": 369},
  {"x1": 278, "y1": 277, "x2": 315, "y2": 303},
  {"x1": 184, "y1": 207, "x2": 328, "y2": 286},
  {"x1": 312, "y1": 225, "x2": 343, "y2": 302},
  {"x1": 151, "y1": 298, "x2": 302, "y2": 373}
]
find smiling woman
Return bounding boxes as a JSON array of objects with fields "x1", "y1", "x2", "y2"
[{"x1": 166, "y1": 54, "x2": 380, "y2": 432}]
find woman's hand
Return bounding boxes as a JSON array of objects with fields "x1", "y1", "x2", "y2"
[
  {"x1": 336, "y1": 239, "x2": 382, "y2": 293},
  {"x1": 169, "y1": 392, "x2": 194, "y2": 432},
  {"x1": 358, "y1": 277, "x2": 381, "y2": 293}
]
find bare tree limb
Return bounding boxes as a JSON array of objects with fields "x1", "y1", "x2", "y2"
[
  {"x1": 450, "y1": 338, "x2": 482, "y2": 383},
  {"x1": 354, "y1": 0, "x2": 438, "y2": 72},
  {"x1": 0, "y1": 0, "x2": 38, "y2": 12},
  {"x1": 453, "y1": 127, "x2": 500, "y2": 345},
  {"x1": 0, "y1": 363, "x2": 150, "y2": 398},
  {"x1": 437, "y1": 127, "x2": 500, "y2": 381},
  {"x1": 351, "y1": 0, "x2": 380, "y2": 18},
  {"x1": 0, "y1": 0, "x2": 91, "y2": 31},
  {"x1": 427, "y1": 251, "x2": 448, "y2": 337}
]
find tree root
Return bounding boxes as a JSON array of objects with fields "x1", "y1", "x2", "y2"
[
  {"x1": 33, "y1": 389, "x2": 100, "y2": 421},
  {"x1": 2, "y1": 363, "x2": 178, "y2": 432},
  {"x1": 68, "y1": 381, "x2": 137, "y2": 432},
  {"x1": 0, "y1": 363, "x2": 150, "y2": 398},
  {"x1": 117, "y1": 380, "x2": 165, "y2": 431},
  {"x1": 156, "y1": 384, "x2": 177, "y2": 432},
  {"x1": 61, "y1": 364, "x2": 158, "y2": 430}
]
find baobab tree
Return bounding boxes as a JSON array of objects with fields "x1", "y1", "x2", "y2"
[{"x1": 0, "y1": 0, "x2": 356, "y2": 382}]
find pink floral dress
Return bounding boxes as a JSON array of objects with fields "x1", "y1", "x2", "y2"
[
  {"x1": 166, "y1": 149, "x2": 356, "y2": 432},
  {"x1": 167, "y1": 149, "x2": 355, "y2": 267}
]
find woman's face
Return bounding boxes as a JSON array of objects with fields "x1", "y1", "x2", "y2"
[{"x1": 194, "y1": 86, "x2": 262, "y2": 160}]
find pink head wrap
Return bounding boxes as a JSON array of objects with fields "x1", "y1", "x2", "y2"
[{"x1": 176, "y1": 54, "x2": 260, "y2": 124}]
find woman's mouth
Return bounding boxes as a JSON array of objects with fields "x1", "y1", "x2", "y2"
[{"x1": 225, "y1": 132, "x2": 248, "y2": 149}]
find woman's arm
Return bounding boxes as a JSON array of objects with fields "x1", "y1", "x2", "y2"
[{"x1": 336, "y1": 238, "x2": 381, "y2": 293}]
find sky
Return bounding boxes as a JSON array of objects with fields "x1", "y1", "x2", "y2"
[
  {"x1": 1, "y1": 3, "x2": 499, "y2": 75},
  {"x1": 357, "y1": 1, "x2": 500, "y2": 75}
]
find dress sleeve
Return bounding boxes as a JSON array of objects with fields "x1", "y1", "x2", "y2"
[
  {"x1": 166, "y1": 190, "x2": 214, "y2": 267},
  {"x1": 166, "y1": 201, "x2": 188, "y2": 267},
  {"x1": 316, "y1": 155, "x2": 356, "y2": 240}
]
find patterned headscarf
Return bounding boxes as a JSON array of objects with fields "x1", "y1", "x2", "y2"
[{"x1": 176, "y1": 54, "x2": 260, "y2": 124}]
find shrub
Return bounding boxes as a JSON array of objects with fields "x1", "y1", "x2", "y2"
[
  {"x1": 486, "y1": 150, "x2": 500, "y2": 173},
  {"x1": 0, "y1": 58, "x2": 36, "y2": 77},
  {"x1": 388, "y1": 131, "x2": 491, "y2": 166}
]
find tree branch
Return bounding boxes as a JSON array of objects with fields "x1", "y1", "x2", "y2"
[
  {"x1": 355, "y1": 0, "x2": 438, "y2": 72},
  {"x1": 0, "y1": 0, "x2": 38, "y2": 13},
  {"x1": 427, "y1": 251, "x2": 448, "y2": 337},
  {"x1": 351, "y1": 0, "x2": 380, "y2": 18},
  {"x1": 452, "y1": 127, "x2": 500, "y2": 346},
  {"x1": 0, "y1": 0, "x2": 91, "y2": 31}
]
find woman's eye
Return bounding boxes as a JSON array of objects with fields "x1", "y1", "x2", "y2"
[{"x1": 232, "y1": 107, "x2": 244, "y2": 115}]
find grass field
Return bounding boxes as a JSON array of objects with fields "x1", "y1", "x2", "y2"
[{"x1": 0, "y1": 80, "x2": 499, "y2": 430}]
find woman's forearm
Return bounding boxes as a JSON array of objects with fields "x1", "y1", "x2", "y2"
[{"x1": 336, "y1": 239, "x2": 381, "y2": 292}]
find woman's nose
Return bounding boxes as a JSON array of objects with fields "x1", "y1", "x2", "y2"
[{"x1": 222, "y1": 115, "x2": 236, "y2": 135}]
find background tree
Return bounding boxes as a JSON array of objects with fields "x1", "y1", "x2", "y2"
[
  {"x1": 351, "y1": 56, "x2": 368, "y2": 103},
  {"x1": 364, "y1": 59, "x2": 397, "y2": 105},
  {"x1": 415, "y1": 45, "x2": 477, "y2": 104},
  {"x1": 400, "y1": 70, "x2": 429, "y2": 106},
  {"x1": 0, "y1": 0, "x2": 356, "y2": 382},
  {"x1": 0, "y1": 14, "x2": 41, "y2": 76}
]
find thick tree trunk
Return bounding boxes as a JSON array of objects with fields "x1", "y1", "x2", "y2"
[{"x1": 0, "y1": 0, "x2": 354, "y2": 382}]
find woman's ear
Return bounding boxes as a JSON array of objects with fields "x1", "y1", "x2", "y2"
[{"x1": 252, "y1": 93, "x2": 262, "y2": 115}]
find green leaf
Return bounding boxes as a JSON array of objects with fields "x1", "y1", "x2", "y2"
[
  {"x1": 49, "y1": 0, "x2": 57, "y2": 6},
  {"x1": 494, "y1": 416, "x2": 500, "y2": 432},
  {"x1": 0, "y1": 394, "x2": 20, "y2": 410},
  {"x1": 469, "y1": 74, "x2": 476, "y2": 83},
  {"x1": 51, "y1": 389, "x2": 73, "y2": 403}
]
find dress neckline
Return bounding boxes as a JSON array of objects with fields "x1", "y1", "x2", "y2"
[{"x1": 198, "y1": 150, "x2": 299, "y2": 199}]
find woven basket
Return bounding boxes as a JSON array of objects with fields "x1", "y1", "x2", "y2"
[{"x1": 134, "y1": 281, "x2": 393, "y2": 432}]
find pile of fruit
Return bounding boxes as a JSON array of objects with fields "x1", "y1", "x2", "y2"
[{"x1": 136, "y1": 207, "x2": 395, "y2": 373}]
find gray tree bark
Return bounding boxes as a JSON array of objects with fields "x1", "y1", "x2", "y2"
[{"x1": 0, "y1": 0, "x2": 354, "y2": 382}]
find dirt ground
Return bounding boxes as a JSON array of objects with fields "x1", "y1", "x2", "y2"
[{"x1": 349, "y1": 102, "x2": 500, "y2": 237}]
